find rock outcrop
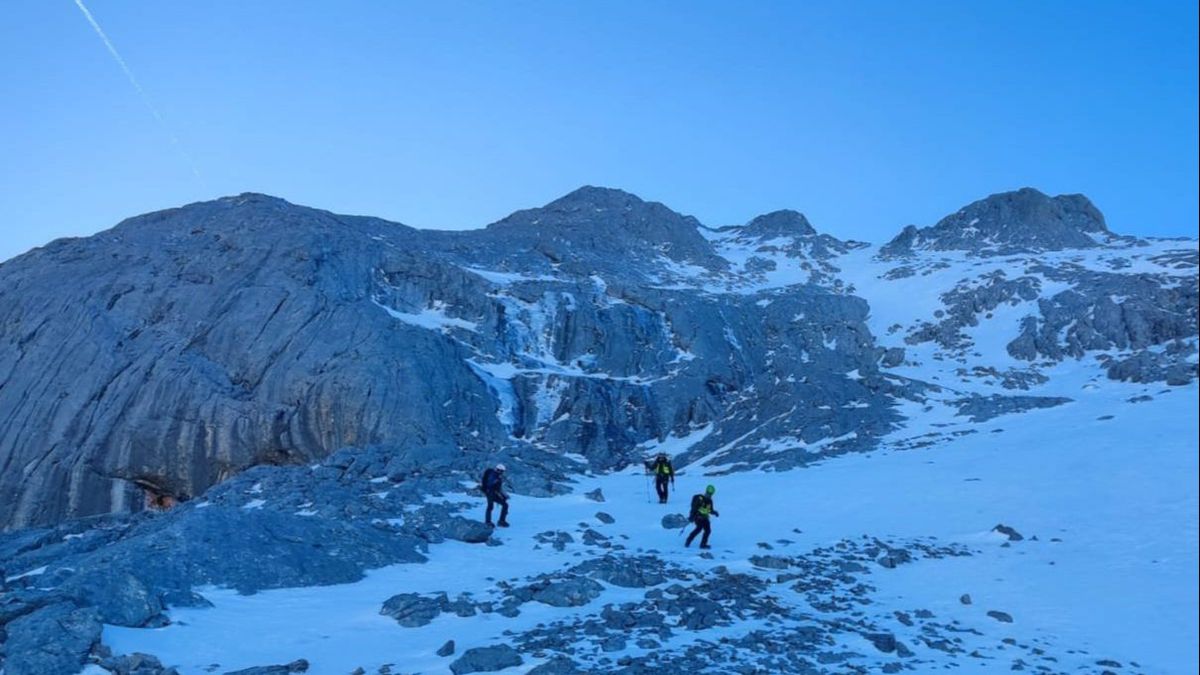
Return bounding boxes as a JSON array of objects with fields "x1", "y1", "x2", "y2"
[{"x1": 881, "y1": 188, "x2": 1117, "y2": 255}]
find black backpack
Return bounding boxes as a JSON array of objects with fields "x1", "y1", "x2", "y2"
[{"x1": 689, "y1": 494, "x2": 704, "y2": 521}]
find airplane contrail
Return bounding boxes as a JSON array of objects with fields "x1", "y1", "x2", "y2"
[{"x1": 72, "y1": 0, "x2": 201, "y2": 179}]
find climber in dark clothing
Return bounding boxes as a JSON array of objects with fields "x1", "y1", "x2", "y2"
[
  {"x1": 646, "y1": 453, "x2": 675, "y2": 503},
  {"x1": 685, "y1": 484, "x2": 719, "y2": 549},
  {"x1": 481, "y1": 463, "x2": 509, "y2": 527}
]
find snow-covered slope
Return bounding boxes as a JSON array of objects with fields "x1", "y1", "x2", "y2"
[{"x1": 102, "y1": 362, "x2": 1197, "y2": 674}]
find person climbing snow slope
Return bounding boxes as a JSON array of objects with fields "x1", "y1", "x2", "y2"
[
  {"x1": 685, "y1": 484, "x2": 719, "y2": 549},
  {"x1": 646, "y1": 452, "x2": 675, "y2": 503}
]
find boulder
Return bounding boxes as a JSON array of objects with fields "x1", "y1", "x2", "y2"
[
  {"x1": 3, "y1": 602, "x2": 101, "y2": 675},
  {"x1": 866, "y1": 632, "x2": 897, "y2": 653},
  {"x1": 449, "y1": 644, "x2": 523, "y2": 674},
  {"x1": 440, "y1": 517, "x2": 494, "y2": 544},
  {"x1": 749, "y1": 555, "x2": 791, "y2": 570},
  {"x1": 992, "y1": 524, "x2": 1024, "y2": 541},
  {"x1": 527, "y1": 655, "x2": 583, "y2": 675},
  {"x1": 99, "y1": 652, "x2": 180, "y2": 675},
  {"x1": 531, "y1": 577, "x2": 604, "y2": 608},
  {"x1": 380, "y1": 593, "x2": 446, "y2": 627},
  {"x1": 661, "y1": 513, "x2": 690, "y2": 529},
  {"x1": 223, "y1": 661, "x2": 309, "y2": 675}
]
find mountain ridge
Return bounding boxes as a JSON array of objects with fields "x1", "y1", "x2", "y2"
[{"x1": 0, "y1": 186, "x2": 1193, "y2": 533}]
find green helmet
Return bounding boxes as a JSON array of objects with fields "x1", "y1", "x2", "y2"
[{"x1": 705, "y1": 484, "x2": 716, "y2": 495}]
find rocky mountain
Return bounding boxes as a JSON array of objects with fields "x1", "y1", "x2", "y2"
[
  {"x1": 880, "y1": 187, "x2": 1120, "y2": 256},
  {"x1": 0, "y1": 188, "x2": 900, "y2": 532},
  {"x1": 0, "y1": 186, "x2": 1196, "y2": 674}
]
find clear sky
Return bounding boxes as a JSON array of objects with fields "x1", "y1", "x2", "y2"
[{"x1": 1, "y1": 1, "x2": 1196, "y2": 262}]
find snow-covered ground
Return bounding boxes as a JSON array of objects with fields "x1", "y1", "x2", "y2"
[
  {"x1": 104, "y1": 362, "x2": 1198, "y2": 673},
  {"x1": 97, "y1": 235, "x2": 1198, "y2": 674}
]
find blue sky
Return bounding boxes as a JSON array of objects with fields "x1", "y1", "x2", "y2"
[{"x1": 1, "y1": 1, "x2": 1196, "y2": 262}]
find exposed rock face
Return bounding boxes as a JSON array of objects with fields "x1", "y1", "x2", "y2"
[
  {"x1": 2, "y1": 602, "x2": 101, "y2": 675},
  {"x1": 893, "y1": 256, "x2": 1197, "y2": 386},
  {"x1": 0, "y1": 194, "x2": 509, "y2": 529},
  {"x1": 0, "y1": 189, "x2": 898, "y2": 530},
  {"x1": 0, "y1": 186, "x2": 1194, "y2": 532},
  {"x1": 881, "y1": 188, "x2": 1114, "y2": 255},
  {"x1": 740, "y1": 209, "x2": 817, "y2": 238},
  {"x1": 1006, "y1": 268, "x2": 1198, "y2": 382}
]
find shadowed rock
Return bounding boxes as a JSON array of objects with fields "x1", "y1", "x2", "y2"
[{"x1": 450, "y1": 644, "x2": 523, "y2": 674}]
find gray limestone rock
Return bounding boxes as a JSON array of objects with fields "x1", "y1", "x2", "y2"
[
  {"x1": 662, "y1": 513, "x2": 690, "y2": 529},
  {"x1": 449, "y1": 644, "x2": 523, "y2": 674},
  {"x1": 98, "y1": 652, "x2": 181, "y2": 675},
  {"x1": 531, "y1": 577, "x2": 605, "y2": 608},
  {"x1": 992, "y1": 524, "x2": 1024, "y2": 541},
  {"x1": 866, "y1": 632, "x2": 897, "y2": 653},
  {"x1": 223, "y1": 660, "x2": 309, "y2": 675},
  {"x1": 439, "y1": 517, "x2": 494, "y2": 544},
  {"x1": 2, "y1": 602, "x2": 101, "y2": 675},
  {"x1": 954, "y1": 395, "x2": 1072, "y2": 423},
  {"x1": 987, "y1": 610, "x2": 1014, "y2": 623},
  {"x1": 749, "y1": 555, "x2": 791, "y2": 570},
  {"x1": 527, "y1": 655, "x2": 583, "y2": 674},
  {"x1": 380, "y1": 593, "x2": 446, "y2": 627}
]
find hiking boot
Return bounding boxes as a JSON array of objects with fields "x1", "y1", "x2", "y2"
[
  {"x1": 497, "y1": 521, "x2": 510, "y2": 528},
  {"x1": 699, "y1": 544, "x2": 711, "y2": 550}
]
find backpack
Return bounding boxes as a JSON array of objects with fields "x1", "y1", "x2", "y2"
[
  {"x1": 481, "y1": 468, "x2": 497, "y2": 493},
  {"x1": 689, "y1": 493, "x2": 704, "y2": 521}
]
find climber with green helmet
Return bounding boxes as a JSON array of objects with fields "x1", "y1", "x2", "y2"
[{"x1": 685, "y1": 484, "x2": 720, "y2": 549}]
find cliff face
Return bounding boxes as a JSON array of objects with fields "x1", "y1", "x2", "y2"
[
  {"x1": 0, "y1": 194, "x2": 505, "y2": 528},
  {"x1": 0, "y1": 190, "x2": 895, "y2": 530}
]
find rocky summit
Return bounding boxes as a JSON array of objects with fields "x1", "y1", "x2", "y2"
[
  {"x1": 881, "y1": 187, "x2": 1117, "y2": 256},
  {"x1": 0, "y1": 186, "x2": 1196, "y2": 674}
]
